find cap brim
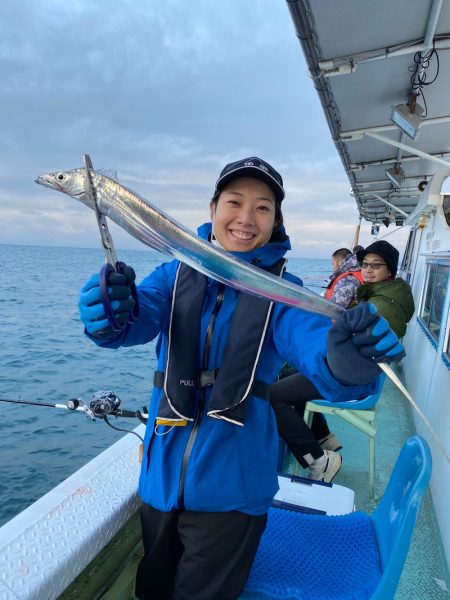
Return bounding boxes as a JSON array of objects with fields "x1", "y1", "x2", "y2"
[{"x1": 216, "y1": 167, "x2": 284, "y2": 203}]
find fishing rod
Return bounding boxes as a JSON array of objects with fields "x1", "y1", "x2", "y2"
[{"x1": 0, "y1": 391, "x2": 148, "y2": 442}]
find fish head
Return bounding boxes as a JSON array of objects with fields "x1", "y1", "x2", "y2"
[{"x1": 35, "y1": 168, "x2": 95, "y2": 209}]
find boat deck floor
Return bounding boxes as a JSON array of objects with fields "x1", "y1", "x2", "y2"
[
  {"x1": 334, "y1": 375, "x2": 449, "y2": 599},
  {"x1": 59, "y1": 373, "x2": 450, "y2": 600},
  {"x1": 255, "y1": 374, "x2": 450, "y2": 600}
]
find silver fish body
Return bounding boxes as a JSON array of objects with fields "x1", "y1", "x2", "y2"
[
  {"x1": 35, "y1": 167, "x2": 343, "y2": 321},
  {"x1": 36, "y1": 166, "x2": 450, "y2": 464}
]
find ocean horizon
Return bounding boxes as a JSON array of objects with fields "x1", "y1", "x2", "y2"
[{"x1": 0, "y1": 244, "x2": 330, "y2": 526}]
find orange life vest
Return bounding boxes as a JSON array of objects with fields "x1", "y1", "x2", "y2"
[{"x1": 324, "y1": 270, "x2": 364, "y2": 301}]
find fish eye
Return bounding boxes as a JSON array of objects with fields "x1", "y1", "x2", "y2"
[{"x1": 57, "y1": 172, "x2": 65, "y2": 181}]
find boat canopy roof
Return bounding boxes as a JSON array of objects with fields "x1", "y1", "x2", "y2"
[{"x1": 287, "y1": 0, "x2": 450, "y2": 226}]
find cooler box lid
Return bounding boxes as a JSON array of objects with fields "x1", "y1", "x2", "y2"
[{"x1": 273, "y1": 474, "x2": 355, "y2": 516}]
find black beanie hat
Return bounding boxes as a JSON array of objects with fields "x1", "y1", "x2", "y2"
[{"x1": 356, "y1": 240, "x2": 399, "y2": 276}]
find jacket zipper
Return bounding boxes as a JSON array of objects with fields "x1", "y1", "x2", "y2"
[{"x1": 177, "y1": 283, "x2": 225, "y2": 509}]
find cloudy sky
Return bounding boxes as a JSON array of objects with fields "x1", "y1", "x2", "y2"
[{"x1": 1, "y1": 0, "x2": 408, "y2": 258}]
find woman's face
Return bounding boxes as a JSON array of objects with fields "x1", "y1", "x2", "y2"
[
  {"x1": 361, "y1": 252, "x2": 391, "y2": 283},
  {"x1": 210, "y1": 177, "x2": 276, "y2": 252}
]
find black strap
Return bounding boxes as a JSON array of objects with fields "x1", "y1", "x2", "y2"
[
  {"x1": 164, "y1": 265, "x2": 207, "y2": 417},
  {"x1": 156, "y1": 258, "x2": 285, "y2": 424},
  {"x1": 153, "y1": 370, "x2": 271, "y2": 401}
]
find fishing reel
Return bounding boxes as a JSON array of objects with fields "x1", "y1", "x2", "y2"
[
  {"x1": 66, "y1": 391, "x2": 121, "y2": 418},
  {"x1": 89, "y1": 391, "x2": 121, "y2": 418},
  {"x1": 66, "y1": 397, "x2": 95, "y2": 420},
  {"x1": 1, "y1": 391, "x2": 146, "y2": 442}
]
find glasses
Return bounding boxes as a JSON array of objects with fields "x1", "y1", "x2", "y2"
[{"x1": 360, "y1": 261, "x2": 387, "y2": 270}]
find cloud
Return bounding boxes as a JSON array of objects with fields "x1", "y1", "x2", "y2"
[{"x1": 0, "y1": 0, "x2": 395, "y2": 257}]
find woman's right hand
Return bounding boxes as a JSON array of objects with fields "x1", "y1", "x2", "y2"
[{"x1": 78, "y1": 266, "x2": 137, "y2": 339}]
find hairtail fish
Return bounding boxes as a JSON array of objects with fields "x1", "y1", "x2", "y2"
[{"x1": 35, "y1": 164, "x2": 449, "y2": 464}]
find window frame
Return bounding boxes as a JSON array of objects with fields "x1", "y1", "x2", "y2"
[
  {"x1": 418, "y1": 259, "x2": 450, "y2": 361},
  {"x1": 400, "y1": 229, "x2": 415, "y2": 275}
]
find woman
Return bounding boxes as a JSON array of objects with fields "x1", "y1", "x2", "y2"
[{"x1": 77, "y1": 157, "x2": 404, "y2": 600}]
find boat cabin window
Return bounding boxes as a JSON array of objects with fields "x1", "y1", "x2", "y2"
[
  {"x1": 443, "y1": 194, "x2": 450, "y2": 228},
  {"x1": 419, "y1": 261, "x2": 450, "y2": 344},
  {"x1": 400, "y1": 229, "x2": 417, "y2": 283},
  {"x1": 445, "y1": 321, "x2": 450, "y2": 365}
]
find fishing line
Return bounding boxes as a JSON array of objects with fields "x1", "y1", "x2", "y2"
[
  {"x1": 378, "y1": 364, "x2": 449, "y2": 464},
  {"x1": 330, "y1": 304, "x2": 450, "y2": 465}
]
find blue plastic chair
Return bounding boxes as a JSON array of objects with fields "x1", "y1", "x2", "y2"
[
  {"x1": 244, "y1": 436, "x2": 432, "y2": 600},
  {"x1": 303, "y1": 374, "x2": 386, "y2": 500}
]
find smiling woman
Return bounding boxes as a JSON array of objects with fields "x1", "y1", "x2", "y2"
[
  {"x1": 210, "y1": 178, "x2": 277, "y2": 252},
  {"x1": 209, "y1": 158, "x2": 283, "y2": 254},
  {"x1": 209, "y1": 157, "x2": 286, "y2": 253}
]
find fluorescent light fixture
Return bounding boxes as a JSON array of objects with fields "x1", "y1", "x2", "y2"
[
  {"x1": 391, "y1": 103, "x2": 424, "y2": 139},
  {"x1": 385, "y1": 166, "x2": 405, "y2": 188}
]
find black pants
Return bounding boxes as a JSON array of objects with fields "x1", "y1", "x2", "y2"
[
  {"x1": 270, "y1": 368, "x2": 330, "y2": 468},
  {"x1": 135, "y1": 503, "x2": 267, "y2": 600}
]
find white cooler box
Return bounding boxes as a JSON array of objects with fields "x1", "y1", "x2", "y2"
[{"x1": 273, "y1": 474, "x2": 355, "y2": 516}]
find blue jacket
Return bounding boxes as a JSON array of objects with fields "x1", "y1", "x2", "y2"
[{"x1": 93, "y1": 223, "x2": 374, "y2": 515}]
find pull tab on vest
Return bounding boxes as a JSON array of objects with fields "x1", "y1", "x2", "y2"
[{"x1": 156, "y1": 259, "x2": 286, "y2": 426}]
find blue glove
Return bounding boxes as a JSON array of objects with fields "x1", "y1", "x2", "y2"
[
  {"x1": 78, "y1": 266, "x2": 137, "y2": 340},
  {"x1": 327, "y1": 301, "x2": 405, "y2": 385}
]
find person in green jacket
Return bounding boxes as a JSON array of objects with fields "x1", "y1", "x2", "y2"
[
  {"x1": 356, "y1": 240, "x2": 415, "y2": 337},
  {"x1": 270, "y1": 240, "x2": 413, "y2": 484}
]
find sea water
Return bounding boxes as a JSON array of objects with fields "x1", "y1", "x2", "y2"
[{"x1": 0, "y1": 244, "x2": 329, "y2": 527}]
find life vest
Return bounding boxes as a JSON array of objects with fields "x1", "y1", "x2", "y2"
[
  {"x1": 324, "y1": 270, "x2": 364, "y2": 301},
  {"x1": 154, "y1": 260, "x2": 285, "y2": 426}
]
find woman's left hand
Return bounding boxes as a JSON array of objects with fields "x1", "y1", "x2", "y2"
[{"x1": 326, "y1": 301, "x2": 404, "y2": 385}]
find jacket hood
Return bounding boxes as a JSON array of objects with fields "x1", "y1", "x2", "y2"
[
  {"x1": 331, "y1": 252, "x2": 360, "y2": 281},
  {"x1": 197, "y1": 222, "x2": 291, "y2": 267}
]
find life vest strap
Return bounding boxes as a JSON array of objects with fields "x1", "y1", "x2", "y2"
[{"x1": 153, "y1": 370, "x2": 271, "y2": 401}]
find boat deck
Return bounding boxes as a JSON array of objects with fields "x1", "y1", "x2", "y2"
[
  {"x1": 59, "y1": 372, "x2": 450, "y2": 599},
  {"x1": 341, "y1": 376, "x2": 449, "y2": 599}
]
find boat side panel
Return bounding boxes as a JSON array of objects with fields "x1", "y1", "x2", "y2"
[{"x1": 0, "y1": 427, "x2": 144, "y2": 600}]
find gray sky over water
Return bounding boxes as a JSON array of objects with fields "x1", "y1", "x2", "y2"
[{"x1": 1, "y1": 0, "x2": 409, "y2": 258}]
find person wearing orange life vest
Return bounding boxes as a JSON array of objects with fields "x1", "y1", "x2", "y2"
[{"x1": 324, "y1": 248, "x2": 364, "y2": 308}]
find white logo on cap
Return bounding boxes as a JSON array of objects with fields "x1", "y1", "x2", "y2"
[{"x1": 244, "y1": 160, "x2": 268, "y2": 172}]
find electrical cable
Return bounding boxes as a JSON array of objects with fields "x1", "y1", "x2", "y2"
[
  {"x1": 103, "y1": 414, "x2": 144, "y2": 442},
  {"x1": 408, "y1": 42, "x2": 440, "y2": 118}
]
